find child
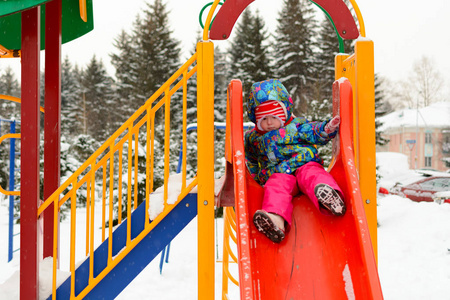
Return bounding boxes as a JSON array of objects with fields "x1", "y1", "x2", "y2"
[{"x1": 244, "y1": 79, "x2": 345, "y2": 243}]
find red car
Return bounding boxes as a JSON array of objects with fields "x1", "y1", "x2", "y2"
[
  {"x1": 390, "y1": 173, "x2": 450, "y2": 203},
  {"x1": 432, "y1": 191, "x2": 450, "y2": 205}
]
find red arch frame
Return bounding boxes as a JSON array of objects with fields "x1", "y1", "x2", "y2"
[{"x1": 209, "y1": 0, "x2": 359, "y2": 40}]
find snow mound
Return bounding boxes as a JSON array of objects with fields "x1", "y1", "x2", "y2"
[{"x1": 376, "y1": 152, "x2": 409, "y2": 178}]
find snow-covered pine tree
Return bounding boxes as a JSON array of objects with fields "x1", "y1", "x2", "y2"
[
  {"x1": 70, "y1": 64, "x2": 90, "y2": 136},
  {"x1": 177, "y1": 33, "x2": 202, "y2": 179},
  {"x1": 108, "y1": 0, "x2": 184, "y2": 208},
  {"x1": 374, "y1": 74, "x2": 389, "y2": 147},
  {"x1": 58, "y1": 136, "x2": 85, "y2": 215},
  {"x1": 313, "y1": 17, "x2": 338, "y2": 115},
  {"x1": 185, "y1": 31, "x2": 201, "y2": 125},
  {"x1": 214, "y1": 45, "x2": 229, "y2": 176},
  {"x1": 61, "y1": 56, "x2": 84, "y2": 140},
  {"x1": 314, "y1": 16, "x2": 355, "y2": 112},
  {"x1": 228, "y1": 8, "x2": 273, "y2": 96},
  {"x1": 229, "y1": 9, "x2": 254, "y2": 94},
  {"x1": 374, "y1": 73, "x2": 390, "y2": 183},
  {"x1": 311, "y1": 11, "x2": 356, "y2": 165},
  {"x1": 274, "y1": 0, "x2": 317, "y2": 116},
  {"x1": 0, "y1": 67, "x2": 21, "y2": 189},
  {"x1": 65, "y1": 134, "x2": 101, "y2": 206},
  {"x1": 0, "y1": 66, "x2": 20, "y2": 120},
  {"x1": 131, "y1": 0, "x2": 181, "y2": 110},
  {"x1": 0, "y1": 68, "x2": 20, "y2": 192},
  {"x1": 80, "y1": 55, "x2": 115, "y2": 143},
  {"x1": 246, "y1": 11, "x2": 273, "y2": 87},
  {"x1": 110, "y1": 30, "x2": 139, "y2": 122},
  {"x1": 0, "y1": 66, "x2": 20, "y2": 97},
  {"x1": 0, "y1": 88, "x2": 19, "y2": 194},
  {"x1": 0, "y1": 135, "x2": 8, "y2": 193},
  {"x1": 214, "y1": 45, "x2": 228, "y2": 123}
]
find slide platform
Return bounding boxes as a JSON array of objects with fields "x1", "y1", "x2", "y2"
[{"x1": 224, "y1": 79, "x2": 383, "y2": 299}]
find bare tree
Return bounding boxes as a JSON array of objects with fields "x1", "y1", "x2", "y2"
[
  {"x1": 392, "y1": 56, "x2": 444, "y2": 109},
  {"x1": 409, "y1": 56, "x2": 444, "y2": 108},
  {"x1": 372, "y1": 76, "x2": 405, "y2": 111}
]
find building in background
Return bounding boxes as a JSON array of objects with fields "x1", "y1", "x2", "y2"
[{"x1": 377, "y1": 102, "x2": 450, "y2": 171}]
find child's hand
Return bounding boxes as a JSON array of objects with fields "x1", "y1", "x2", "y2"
[{"x1": 324, "y1": 116, "x2": 340, "y2": 134}]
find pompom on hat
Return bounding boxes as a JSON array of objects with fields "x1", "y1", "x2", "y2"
[{"x1": 255, "y1": 100, "x2": 287, "y2": 131}]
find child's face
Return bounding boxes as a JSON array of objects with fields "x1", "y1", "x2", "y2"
[{"x1": 260, "y1": 115, "x2": 282, "y2": 132}]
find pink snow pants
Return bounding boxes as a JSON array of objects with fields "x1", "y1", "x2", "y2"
[{"x1": 262, "y1": 162, "x2": 342, "y2": 227}]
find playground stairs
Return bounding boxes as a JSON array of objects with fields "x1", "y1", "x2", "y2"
[
  {"x1": 36, "y1": 47, "x2": 215, "y2": 299},
  {"x1": 49, "y1": 194, "x2": 197, "y2": 299}
]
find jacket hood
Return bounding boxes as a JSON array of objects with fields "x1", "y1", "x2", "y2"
[{"x1": 246, "y1": 79, "x2": 294, "y2": 124}]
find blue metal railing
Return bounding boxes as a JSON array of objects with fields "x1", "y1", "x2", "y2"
[{"x1": 0, "y1": 118, "x2": 20, "y2": 262}]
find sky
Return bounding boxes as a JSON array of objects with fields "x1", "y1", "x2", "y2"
[
  {"x1": 1, "y1": 0, "x2": 450, "y2": 98},
  {"x1": 0, "y1": 151, "x2": 450, "y2": 299}
]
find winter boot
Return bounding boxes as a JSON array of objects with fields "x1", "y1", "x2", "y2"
[
  {"x1": 253, "y1": 210, "x2": 285, "y2": 243},
  {"x1": 315, "y1": 183, "x2": 346, "y2": 216}
]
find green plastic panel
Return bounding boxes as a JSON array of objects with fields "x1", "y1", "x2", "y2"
[
  {"x1": 0, "y1": 0, "x2": 94, "y2": 50},
  {"x1": 0, "y1": 0, "x2": 51, "y2": 17}
]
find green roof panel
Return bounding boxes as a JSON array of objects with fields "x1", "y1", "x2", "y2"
[
  {"x1": 0, "y1": 0, "x2": 94, "y2": 50},
  {"x1": 0, "y1": 0, "x2": 51, "y2": 17}
]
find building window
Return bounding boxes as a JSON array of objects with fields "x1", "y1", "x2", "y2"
[
  {"x1": 444, "y1": 135, "x2": 450, "y2": 154},
  {"x1": 425, "y1": 156, "x2": 432, "y2": 167},
  {"x1": 425, "y1": 132, "x2": 432, "y2": 144}
]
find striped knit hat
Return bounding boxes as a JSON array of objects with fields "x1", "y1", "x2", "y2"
[{"x1": 255, "y1": 100, "x2": 287, "y2": 131}]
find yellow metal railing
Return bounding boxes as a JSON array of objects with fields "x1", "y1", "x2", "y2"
[
  {"x1": 0, "y1": 94, "x2": 45, "y2": 113},
  {"x1": 221, "y1": 207, "x2": 239, "y2": 300},
  {"x1": 348, "y1": 0, "x2": 366, "y2": 37},
  {"x1": 0, "y1": 133, "x2": 20, "y2": 196},
  {"x1": 0, "y1": 44, "x2": 21, "y2": 58},
  {"x1": 0, "y1": 94, "x2": 43, "y2": 197},
  {"x1": 37, "y1": 52, "x2": 200, "y2": 299}
]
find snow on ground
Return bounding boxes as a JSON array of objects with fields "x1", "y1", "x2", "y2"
[
  {"x1": 0, "y1": 197, "x2": 239, "y2": 300},
  {"x1": 376, "y1": 152, "x2": 427, "y2": 190},
  {"x1": 376, "y1": 152, "x2": 450, "y2": 299},
  {"x1": 377, "y1": 196, "x2": 450, "y2": 299},
  {"x1": 0, "y1": 151, "x2": 449, "y2": 299}
]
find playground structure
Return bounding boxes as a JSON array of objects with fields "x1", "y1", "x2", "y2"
[
  {"x1": 0, "y1": 0, "x2": 382, "y2": 299},
  {"x1": 1, "y1": 94, "x2": 46, "y2": 263}
]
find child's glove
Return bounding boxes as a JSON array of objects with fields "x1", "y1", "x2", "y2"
[{"x1": 324, "y1": 116, "x2": 340, "y2": 134}]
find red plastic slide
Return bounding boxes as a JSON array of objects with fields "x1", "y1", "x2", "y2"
[{"x1": 224, "y1": 79, "x2": 383, "y2": 299}]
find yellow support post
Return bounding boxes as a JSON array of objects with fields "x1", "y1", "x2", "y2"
[
  {"x1": 335, "y1": 39, "x2": 378, "y2": 261},
  {"x1": 355, "y1": 39, "x2": 377, "y2": 260},
  {"x1": 196, "y1": 40, "x2": 215, "y2": 300},
  {"x1": 335, "y1": 53, "x2": 350, "y2": 81}
]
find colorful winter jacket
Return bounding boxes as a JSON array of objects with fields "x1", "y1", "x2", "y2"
[{"x1": 244, "y1": 79, "x2": 337, "y2": 186}]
